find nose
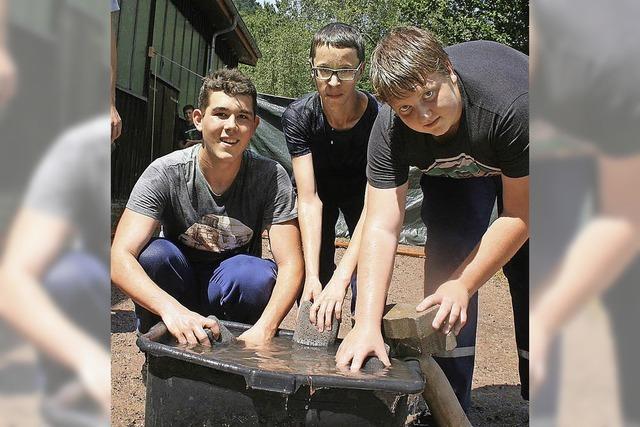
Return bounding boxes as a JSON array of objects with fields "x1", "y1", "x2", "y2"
[
  {"x1": 223, "y1": 115, "x2": 238, "y2": 131},
  {"x1": 327, "y1": 73, "x2": 340, "y2": 86},
  {"x1": 417, "y1": 102, "x2": 433, "y2": 121}
]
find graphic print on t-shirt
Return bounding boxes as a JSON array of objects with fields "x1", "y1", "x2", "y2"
[
  {"x1": 178, "y1": 214, "x2": 254, "y2": 253},
  {"x1": 422, "y1": 153, "x2": 502, "y2": 178}
]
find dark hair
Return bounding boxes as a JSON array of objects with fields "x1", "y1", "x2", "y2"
[
  {"x1": 197, "y1": 68, "x2": 257, "y2": 114},
  {"x1": 310, "y1": 22, "x2": 365, "y2": 64},
  {"x1": 182, "y1": 104, "x2": 195, "y2": 116},
  {"x1": 371, "y1": 27, "x2": 451, "y2": 102}
]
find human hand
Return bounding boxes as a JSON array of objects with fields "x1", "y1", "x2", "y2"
[
  {"x1": 238, "y1": 323, "x2": 275, "y2": 347},
  {"x1": 111, "y1": 103, "x2": 122, "y2": 142},
  {"x1": 76, "y1": 346, "x2": 111, "y2": 415},
  {"x1": 301, "y1": 276, "x2": 322, "y2": 303},
  {"x1": 161, "y1": 307, "x2": 220, "y2": 346},
  {"x1": 310, "y1": 276, "x2": 347, "y2": 332},
  {"x1": 335, "y1": 324, "x2": 390, "y2": 372},
  {"x1": 416, "y1": 279, "x2": 471, "y2": 335},
  {"x1": 0, "y1": 48, "x2": 17, "y2": 107}
]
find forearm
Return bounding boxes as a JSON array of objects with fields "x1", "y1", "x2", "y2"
[
  {"x1": 333, "y1": 207, "x2": 366, "y2": 287},
  {"x1": 111, "y1": 249, "x2": 183, "y2": 317},
  {"x1": 255, "y1": 259, "x2": 303, "y2": 333},
  {"x1": 298, "y1": 197, "x2": 323, "y2": 279},
  {"x1": 453, "y1": 215, "x2": 528, "y2": 295},
  {"x1": 533, "y1": 217, "x2": 638, "y2": 335},
  {"x1": 0, "y1": 268, "x2": 105, "y2": 372},
  {"x1": 354, "y1": 219, "x2": 401, "y2": 328}
]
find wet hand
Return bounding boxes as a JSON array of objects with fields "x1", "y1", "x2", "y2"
[
  {"x1": 416, "y1": 280, "x2": 470, "y2": 335},
  {"x1": 238, "y1": 324, "x2": 275, "y2": 347},
  {"x1": 335, "y1": 325, "x2": 390, "y2": 372},
  {"x1": 301, "y1": 276, "x2": 322, "y2": 303},
  {"x1": 162, "y1": 308, "x2": 220, "y2": 346},
  {"x1": 310, "y1": 277, "x2": 347, "y2": 332}
]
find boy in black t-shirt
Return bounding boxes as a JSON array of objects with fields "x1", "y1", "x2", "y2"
[
  {"x1": 282, "y1": 23, "x2": 379, "y2": 332},
  {"x1": 176, "y1": 104, "x2": 203, "y2": 150},
  {"x1": 335, "y1": 27, "x2": 529, "y2": 410}
]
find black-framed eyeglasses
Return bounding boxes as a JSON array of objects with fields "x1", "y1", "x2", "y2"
[{"x1": 311, "y1": 63, "x2": 362, "y2": 81}]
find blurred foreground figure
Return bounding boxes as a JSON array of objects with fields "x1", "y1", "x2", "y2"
[
  {"x1": 0, "y1": 0, "x2": 111, "y2": 425},
  {"x1": 530, "y1": 0, "x2": 640, "y2": 425}
]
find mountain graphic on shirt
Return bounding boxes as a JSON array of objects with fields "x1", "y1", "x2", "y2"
[
  {"x1": 422, "y1": 153, "x2": 502, "y2": 178},
  {"x1": 179, "y1": 214, "x2": 254, "y2": 253}
]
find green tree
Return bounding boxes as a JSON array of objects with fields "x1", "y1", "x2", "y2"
[
  {"x1": 233, "y1": 0, "x2": 260, "y2": 14},
  {"x1": 238, "y1": 0, "x2": 528, "y2": 98},
  {"x1": 398, "y1": 0, "x2": 528, "y2": 54}
]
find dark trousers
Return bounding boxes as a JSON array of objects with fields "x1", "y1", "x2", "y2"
[
  {"x1": 421, "y1": 175, "x2": 529, "y2": 410},
  {"x1": 135, "y1": 238, "x2": 277, "y2": 333},
  {"x1": 40, "y1": 251, "x2": 109, "y2": 416},
  {"x1": 319, "y1": 195, "x2": 365, "y2": 312}
]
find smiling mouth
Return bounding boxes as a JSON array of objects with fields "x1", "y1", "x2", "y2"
[{"x1": 220, "y1": 138, "x2": 239, "y2": 145}]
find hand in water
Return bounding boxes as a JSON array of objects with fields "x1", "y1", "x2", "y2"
[{"x1": 335, "y1": 324, "x2": 390, "y2": 372}]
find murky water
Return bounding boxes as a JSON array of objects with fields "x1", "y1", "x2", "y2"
[{"x1": 170, "y1": 335, "x2": 417, "y2": 383}]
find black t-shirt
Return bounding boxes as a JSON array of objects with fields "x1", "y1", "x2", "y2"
[
  {"x1": 282, "y1": 91, "x2": 380, "y2": 203},
  {"x1": 175, "y1": 119, "x2": 202, "y2": 150},
  {"x1": 367, "y1": 41, "x2": 529, "y2": 189}
]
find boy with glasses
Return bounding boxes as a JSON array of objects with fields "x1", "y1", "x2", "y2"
[
  {"x1": 335, "y1": 27, "x2": 529, "y2": 411},
  {"x1": 282, "y1": 23, "x2": 379, "y2": 332}
]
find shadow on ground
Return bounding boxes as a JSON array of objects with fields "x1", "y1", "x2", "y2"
[
  {"x1": 468, "y1": 384, "x2": 528, "y2": 426},
  {"x1": 111, "y1": 310, "x2": 137, "y2": 334}
]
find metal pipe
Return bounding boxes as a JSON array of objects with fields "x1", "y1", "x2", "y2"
[{"x1": 209, "y1": 14, "x2": 238, "y2": 72}]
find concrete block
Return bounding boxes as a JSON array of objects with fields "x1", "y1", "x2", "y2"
[
  {"x1": 206, "y1": 315, "x2": 236, "y2": 344},
  {"x1": 293, "y1": 301, "x2": 339, "y2": 347},
  {"x1": 382, "y1": 303, "x2": 439, "y2": 340}
]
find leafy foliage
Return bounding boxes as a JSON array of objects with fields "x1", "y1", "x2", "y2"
[{"x1": 234, "y1": 0, "x2": 528, "y2": 97}]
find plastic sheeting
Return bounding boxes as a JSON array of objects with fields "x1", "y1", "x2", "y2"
[{"x1": 251, "y1": 93, "x2": 427, "y2": 246}]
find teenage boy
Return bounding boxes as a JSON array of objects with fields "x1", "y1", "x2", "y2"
[
  {"x1": 336, "y1": 27, "x2": 529, "y2": 410},
  {"x1": 176, "y1": 104, "x2": 203, "y2": 150},
  {"x1": 282, "y1": 23, "x2": 379, "y2": 331},
  {"x1": 112, "y1": 68, "x2": 303, "y2": 346}
]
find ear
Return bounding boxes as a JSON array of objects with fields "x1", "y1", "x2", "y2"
[
  {"x1": 446, "y1": 61, "x2": 457, "y2": 83},
  {"x1": 192, "y1": 108, "x2": 204, "y2": 131},
  {"x1": 253, "y1": 115, "x2": 261, "y2": 129}
]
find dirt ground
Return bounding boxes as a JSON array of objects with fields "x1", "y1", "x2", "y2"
[{"x1": 111, "y1": 242, "x2": 529, "y2": 426}]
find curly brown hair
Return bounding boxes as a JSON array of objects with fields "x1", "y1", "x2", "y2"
[{"x1": 197, "y1": 68, "x2": 257, "y2": 114}]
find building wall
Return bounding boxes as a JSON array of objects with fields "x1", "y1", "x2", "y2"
[{"x1": 112, "y1": 0, "x2": 239, "y2": 200}]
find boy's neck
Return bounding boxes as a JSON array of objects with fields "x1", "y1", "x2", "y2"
[
  {"x1": 197, "y1": 147, "x2": 243, "y2": 196},
  {"x1": 322, "y1": 90, "x2": 367, "y2": 131}
]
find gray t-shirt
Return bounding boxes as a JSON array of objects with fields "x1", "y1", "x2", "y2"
[
  {"x1": 23, "y1": 116, "x2": 111, "y2": 264},
  {"x1": 127, "y1": 146, "x2": 297, "y2": 263}
]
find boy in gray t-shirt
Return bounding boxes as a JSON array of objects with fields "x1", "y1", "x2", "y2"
[{"x1": 112, "y1": 69, "x2": 303, "y2": 346}]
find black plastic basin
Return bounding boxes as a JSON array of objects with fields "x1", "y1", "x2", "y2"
[{"x1": 137, "y1": 320, "x2": 424, "y2": 426}]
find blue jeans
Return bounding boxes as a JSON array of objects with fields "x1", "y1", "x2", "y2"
[
  {"x1": 135, "y1": 238, "x2": 278, "y2": 333},
  {"x1": 421, "y1": 175, "x2": 529, "y2": 410}
]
